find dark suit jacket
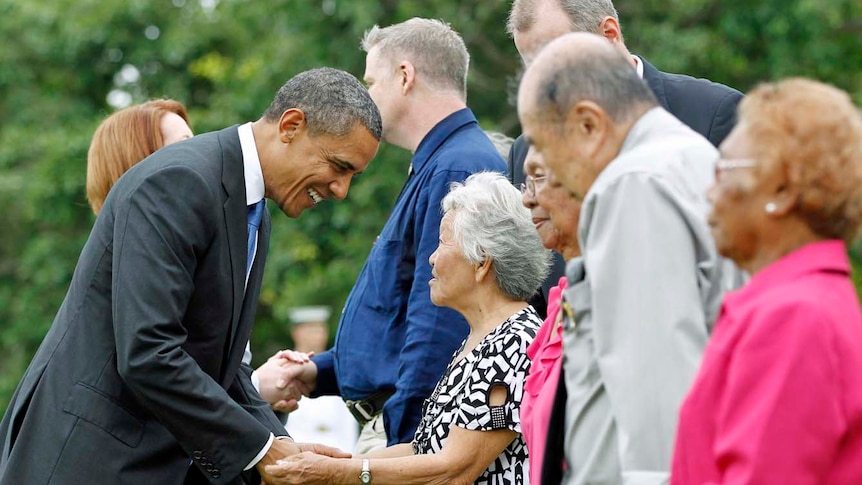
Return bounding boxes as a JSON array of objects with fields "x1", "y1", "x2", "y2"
[{"x1": 0, "y1": 126, "x2": 286, "y2": 485}]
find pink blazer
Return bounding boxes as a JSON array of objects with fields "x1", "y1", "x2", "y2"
[
  {"x1": 522, "y1": 277, "x2": 567, "y2": 485},
  {"x1": 672, "y1": 240, "x2": 862, "y2": 484}
]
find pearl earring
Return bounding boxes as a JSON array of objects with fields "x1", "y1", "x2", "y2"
[{"x1": 765, "y1": 202, "x2": 777, "y2": 213}]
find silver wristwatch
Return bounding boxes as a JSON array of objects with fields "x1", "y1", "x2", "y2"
[{"x1": 359, "y1": 458, "x2": 371, "y2": 484}]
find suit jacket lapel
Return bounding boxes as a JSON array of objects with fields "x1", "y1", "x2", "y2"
[
  {"x1": 221, "y1": 209, "x2": 270, "y2": 387},
  {"x1": 218, "y1": 127, "x2": 248, "y2": 381},
  {"x1": 640, "y1": 56, "x2": 671, "y2": 112}
]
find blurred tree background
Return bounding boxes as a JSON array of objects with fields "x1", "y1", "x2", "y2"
[{"x1": 1, "y1": 0, "x2": 860, "y2": 410}]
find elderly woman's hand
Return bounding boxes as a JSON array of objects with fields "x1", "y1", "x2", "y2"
[
  {"x1": 264, "y1": 451, "x2": 343, "y2": 485},
  {"x1": 297, "y1": 442, "x2": 351, "y2": 458}
]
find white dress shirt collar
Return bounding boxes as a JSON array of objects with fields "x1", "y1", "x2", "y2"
[
  {"x1": 238, "y1": 122, "x2": 265, "y2": 205},
  {"x1": 632, "y1": 55, "x2": 644, "y2": 79}
]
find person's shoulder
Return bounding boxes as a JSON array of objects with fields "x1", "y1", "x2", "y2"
[
  {"x1": 732, "y1": 280, "x2": 857, "y2": 343},
  {"x1": 433, "y1": 130, "x2": 507, "y2": 172},
  {"x1": 603, "y1": 113, "x2": 714, "y2": 175},
  {"x1": 659, "y1": 69, "x2": 742, "y2": 103},
  {"x1": 494, "y1": 308, "x2": 541, "y2": 349}
]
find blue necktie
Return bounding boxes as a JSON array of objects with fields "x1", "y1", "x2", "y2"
[{"x1": 246, "y1": 200, "x2": 266, "y2": 277}]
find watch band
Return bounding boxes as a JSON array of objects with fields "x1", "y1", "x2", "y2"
[{"x1": 359, "y1": 458, "x2": 371, "y2": 484}]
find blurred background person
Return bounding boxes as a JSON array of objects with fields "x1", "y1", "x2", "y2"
[
  {"x1": 86, "y1": 98, "x2": 193, "y2": 214},
  {"x1": 264, "y1": 172, "x2": 550, "y2": 484},
  {"x1": 282, "y1": 306, "x2": 358, "y2": 452},
  {"x1": 519, "y1": 146, "x2": 582, "y2": 485},
  {"x1": 672, "y1": 78, "x2": 862, "y2": 484},
  {"x1": 506, "y1": 0, "x2": 743, "y2": 181},
  {"x1": 485, "y1": 130, "x2": 515, "y2": 161}
]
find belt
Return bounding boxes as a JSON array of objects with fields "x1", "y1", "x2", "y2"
[{"x1": 345, "y1": 390, "x2": 394, "y2": 426}]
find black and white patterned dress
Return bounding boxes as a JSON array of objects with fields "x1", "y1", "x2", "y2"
[{"x1": 413, "y1": 306, "x2": 541, "y2": 484}]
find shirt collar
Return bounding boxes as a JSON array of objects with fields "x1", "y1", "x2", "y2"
[
  {"x1": 632, "y1": 55, "x2": 644, "y2": 79},
  {"x1": 238, "y1": 122, "x2": 265, "y2": 205},
  {"x1": 411, "y1": 108, "x2": 477, "y2": 175},
  {"x1": 731, "y1": 240, "x2": 850, "y2": 300},
  {"x1": 618, "y1": 106, "x2": 667, "y2": 157}
]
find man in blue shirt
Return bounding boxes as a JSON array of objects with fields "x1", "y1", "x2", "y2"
[{"x1": 274, "y1": 18, "x2": 506, "y2": 453}]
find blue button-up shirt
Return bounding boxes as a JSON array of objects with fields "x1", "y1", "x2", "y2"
[{"x1": 311, "y1": 108, "x2": 506, "y2": 445}]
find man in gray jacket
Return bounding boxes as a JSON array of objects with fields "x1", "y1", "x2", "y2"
[{"x1": 519, "y1": 33, "x2": 733, "y2": 484}]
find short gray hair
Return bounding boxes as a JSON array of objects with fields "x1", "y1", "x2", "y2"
[
  {"x1": 264, "y1": 67, "x2": 382, "y2": 140},
  {"x1": 442, "y1": 172, "x2": 551, "y2": 301},
  {"x1": 361, "y1": 18, "x2": 469, "y2": 100},
  {"x1": 507, "y1": 0, "x2": 620, "y2": 36},
  {"x1": 531, "y1": 39, "x2": 657, "y2": 127}
]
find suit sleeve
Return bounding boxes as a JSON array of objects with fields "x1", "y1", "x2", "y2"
[
  {"x1": 713, "y1": 303, "x2": 844, "y2": 483},
  {"x1": 112, "y1": 166, "x2": 271, "y2": 484},
  {"x1": 581, "y1": 173, "x2": 709, "y2": 481},
  {"x1": 707, "y1": 90, "x2": 743, "y2": 147},
  {"x1": 507, "y1": 135, "x2": 529, "y2": 185},
  {"x1": 381, "y1": 169, "x2": 472, "y2": 445},
  {"x1": 229, "y1": 362, "x2": 290, "y2": 436}
]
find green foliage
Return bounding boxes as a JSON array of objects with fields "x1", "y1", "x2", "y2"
[{"x1": 1, "y1": 0, "x2": 861, "y2": 410}]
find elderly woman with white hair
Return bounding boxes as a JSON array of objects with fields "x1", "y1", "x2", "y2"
[{"x1": 266, "y1": 172, "x2": 551, "y2": 484}]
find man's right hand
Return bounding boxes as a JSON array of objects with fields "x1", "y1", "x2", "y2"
[
  {"x1": 257, "y1": 437, "x2": 301, "y2": 483},
  {"x1": 255, "y1": 350, "x2": 319, "y2": 413}
]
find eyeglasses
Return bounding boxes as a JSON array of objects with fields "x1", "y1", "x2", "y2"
[
  {"x1": 715, "y1": 158, "x2": 756, "y2": 180},
  {"x1": 518, "y1": 174, "x2": 548, "y2": 197}
]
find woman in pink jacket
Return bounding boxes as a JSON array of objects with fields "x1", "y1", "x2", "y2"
[
  {"x1": 520, "y1": 146, "x2": 582, "y2": 485},
  {"x1": 671, "y1": 78, "x2": 862, "y2": 484}
]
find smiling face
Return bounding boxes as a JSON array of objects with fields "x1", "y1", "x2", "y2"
[
  {"x1": 263, "y1": 112, "x2": 379, "y2": 219},
  {"x1": 159, "y1": 112, "x2": 193, "y2": 146},
  {"x1": 428, "y1": 211, "x2": 477, "y2": 311},
  {"x1": 524, "y1": 149, "x2": 583, "y2": 260},
  {"x1": 522, "y1": 147, "x2": 560, "y2": 251}
]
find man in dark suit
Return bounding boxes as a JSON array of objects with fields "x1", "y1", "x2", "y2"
[
  {"x1": 507, "y1": 0, "x2": 742, "y2": 182},
  {"x1": 505, "y1": 0, "x2": 743, "y2": 318},
  {"x1": 0, "y1": 67, "x2": 381, "y2": 485}
]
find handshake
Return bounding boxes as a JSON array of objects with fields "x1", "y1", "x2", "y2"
[
  {"x1": 255, "y1": 349, "x2": 319, "y2": 413},
  {"x1": 253, "y1": 351, "x2": 357, "y2": 485}
]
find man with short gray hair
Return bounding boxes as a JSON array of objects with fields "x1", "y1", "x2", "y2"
[
  {"x1": 361, "y1": 18, "x2": 469, "y2": 99},
  {"x1": 519, "y1": 33, "x2": 731, "y2": 484},
  {"x1": 274, "y1": 18, "x2": 505, "y2": 454}
]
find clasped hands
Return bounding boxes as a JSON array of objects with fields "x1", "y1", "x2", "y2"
[
  {"x1": 256, "y1": 349, "x2": 318, "y2": 413},
  {"x1": 255, "y1": 350, "x2": 335, "y2": 484},
  {"x1": 257, "y1": 437, "x2": 349, "y2": 485}
]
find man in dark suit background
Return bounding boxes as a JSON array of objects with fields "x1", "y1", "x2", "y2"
[
  {"x1": 0, "y1": 67, "x2": 381, "y2": 485},
  {"x1": 507, "y1": 0, "x2": 743, "y2": 183},
  {"x1": 505, "y1": 0, "x2": 743, "y2": 318}
]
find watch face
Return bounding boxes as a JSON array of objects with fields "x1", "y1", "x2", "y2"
[{"x1": 359, "y1": 470, "x2": 371, "y2": 484}]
